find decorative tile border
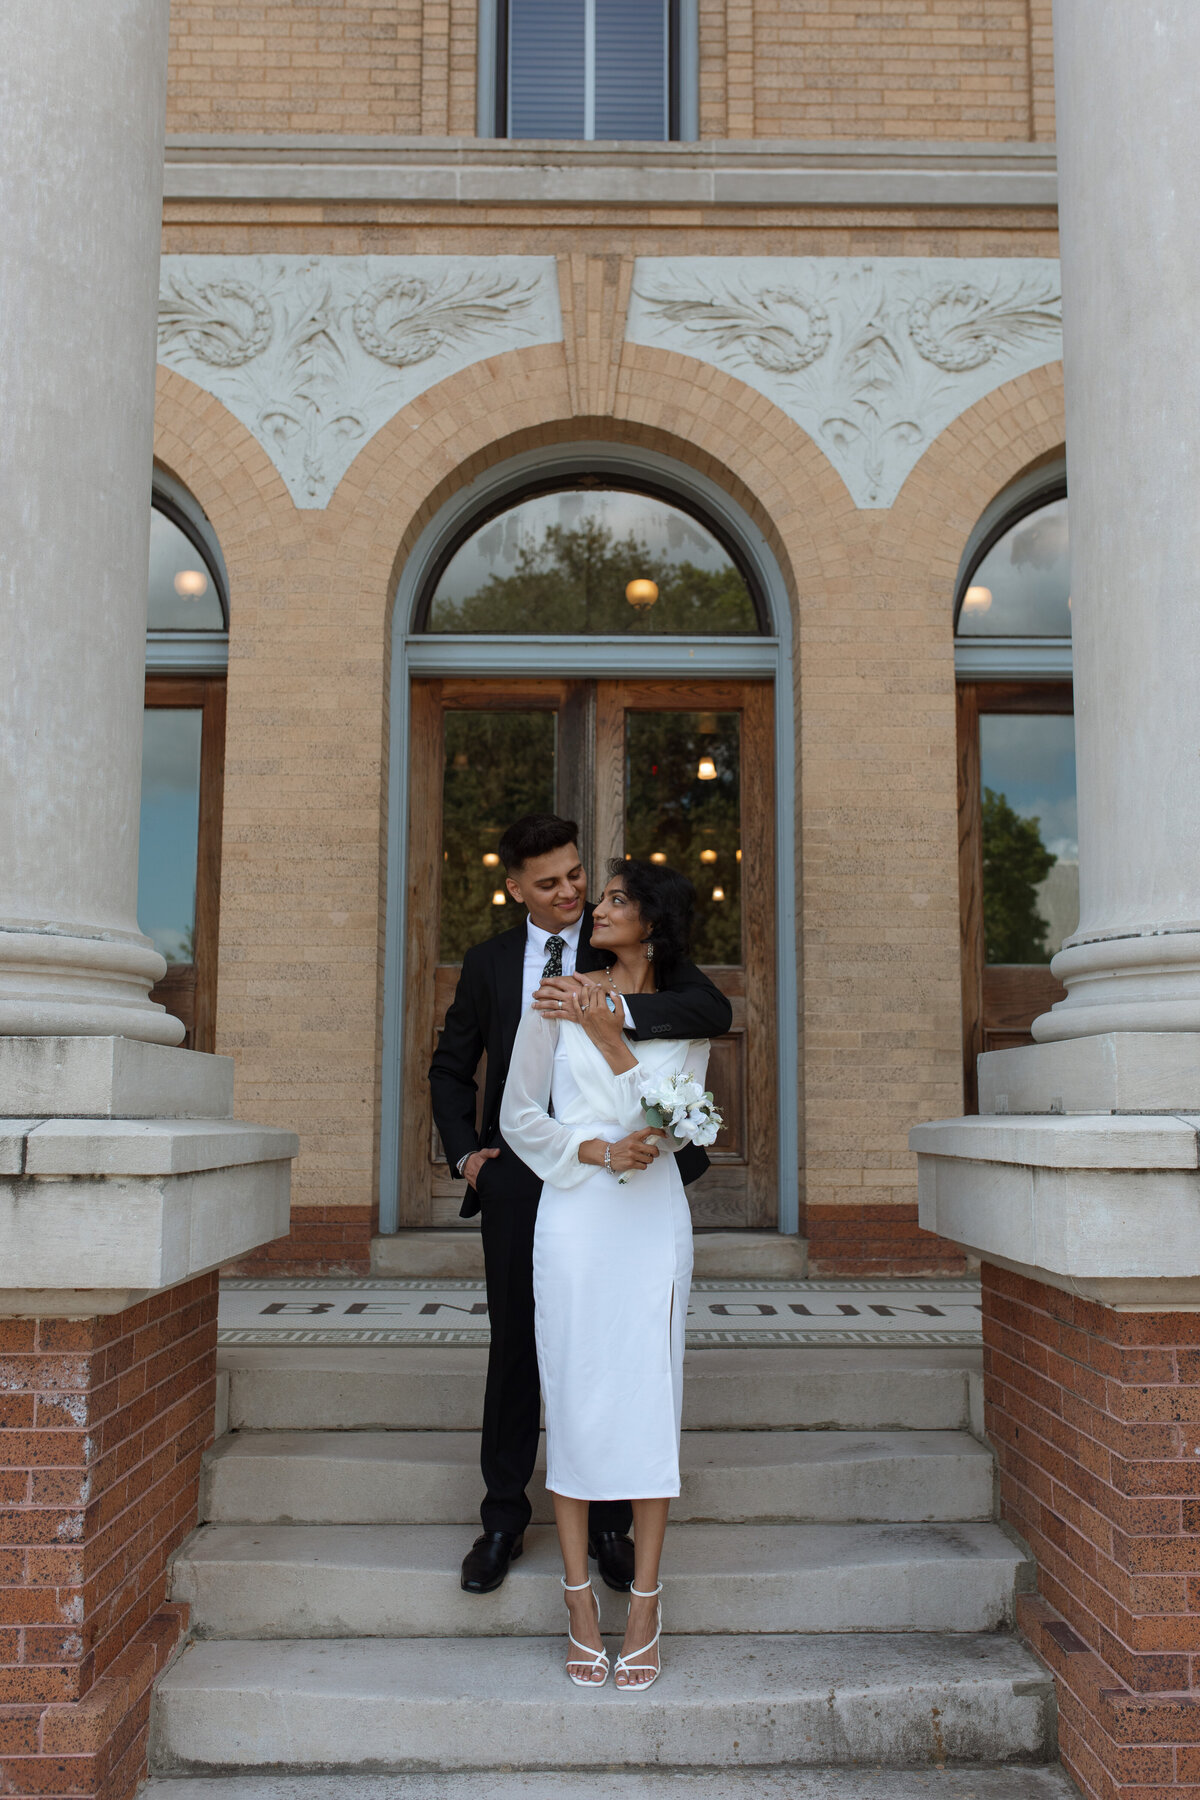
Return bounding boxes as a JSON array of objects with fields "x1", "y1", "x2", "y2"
[
  {"x1": 626, "y1": 256, "x2": 1062, "y2": 507},
  {"x1": 219, "y1": 1277, "x2": 982, "y2": 1348},
  {"x1": 158, "y1": 255, "x2": 562, "y2": 508}
]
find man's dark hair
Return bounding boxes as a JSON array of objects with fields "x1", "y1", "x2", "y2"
[
  {"x1": 498, "y1": 813, "x2": 580, "y2": 873},
  {"x1": 602, "y1": 857, "x2": 695, "y2": 989}
]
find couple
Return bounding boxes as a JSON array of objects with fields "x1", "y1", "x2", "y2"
[{"x1": 429, "y1": 813, "x2": 732, "y2": 1688}]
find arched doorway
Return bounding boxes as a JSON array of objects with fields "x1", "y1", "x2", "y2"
[{"x1": 380, "y1": 444, "x2": 797, "y2": 1234}]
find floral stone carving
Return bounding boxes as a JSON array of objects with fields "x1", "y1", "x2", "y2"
[
  {"x1": 158, "y1": 257, "x2": 562, "y2": 509},
  {"x1": 625, "y1": 258, "x2": 1062, "y2": 508}
]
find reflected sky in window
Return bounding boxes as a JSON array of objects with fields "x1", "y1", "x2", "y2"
[
  {"x1": 138, "y1": 709, "x2": 202, "y2": 964},
  {"x1": 980, "y1": 712, "x2": 1078, "y2": 959},
  {"x1": 959, "y1": 496, "x2": 1070, "y2": 637},
  {"x1": 426, "y1": 488, "x2": 759, "y2": 635}
]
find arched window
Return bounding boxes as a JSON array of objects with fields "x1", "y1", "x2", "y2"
[
  {"x1": 421, "y1": 483, "x2": 763, "y2": 636},
  {"x1": 955, "y1": 464, "x2": 1075, "y2": 1107},
  {"x1": 140, "y1": 473, "x2": 228, "y2": 1050}
]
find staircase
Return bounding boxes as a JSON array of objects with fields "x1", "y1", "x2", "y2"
[{"x1": 144, "y1": 1341, "x2": 1072, "y2": 1795}]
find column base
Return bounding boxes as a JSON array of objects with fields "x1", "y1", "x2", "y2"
[
  {"x1": 0, "y1": 926, "x2": 183, "y2": 1045},
  {"x1": 1035, "y1": 927, "x2": 1200, "y2": 1040},
  {"x1": 979, "y1": 1030, "x2": 1200, "y2": 1116}
]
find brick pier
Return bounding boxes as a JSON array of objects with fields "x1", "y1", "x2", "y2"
[
  {"x1": 984, "y1": 1264, "x2": 1200, "y2": 1796},
  {"x1": 0, "y1": 1277, "x2": 219, "y2": 1800}
]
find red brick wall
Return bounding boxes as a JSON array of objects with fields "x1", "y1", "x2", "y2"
[
  {"x1": 806, "y1": 1204, "x2": 968, "y2": 1276},
  {"x1": 222, "y1": 1203, "x2": 374, "y2": 1276},
  {"x1": 982, "y1": 1262, "x2": 1200, "y2": 1797},
  {"x1": 0, "y1": 1277, "x2": 217, "y2": 1800}
]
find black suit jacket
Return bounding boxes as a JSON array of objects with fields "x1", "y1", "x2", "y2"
[{"x1": 429, "y1": 905, "x2": 734, "y2": 1218}]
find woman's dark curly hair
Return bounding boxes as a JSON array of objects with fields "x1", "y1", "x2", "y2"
[{"x1": 599, "y1": 857, "x2": 695, "y2": 990}]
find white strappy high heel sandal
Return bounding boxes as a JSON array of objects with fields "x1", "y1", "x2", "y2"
[
  {"x1": 561, "y1": 1576, "x2": 610, "y2": 1687},
  {"x1": 614, "y1": 1581, "x2": 662, "y2": 1691}
]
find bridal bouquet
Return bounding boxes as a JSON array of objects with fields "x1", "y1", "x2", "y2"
[{"x1": 618, "y1": 1070, "x2": 723, "y2": 1181}]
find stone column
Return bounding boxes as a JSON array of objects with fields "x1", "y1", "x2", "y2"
[
  {"x1": 914, "y1": 11, "x2": 1200, "y2": 1794},
  {"x1": 1033, "y1": 0, "x2": 1200, "y2": 1040},
  {"x1": 0, "y1": 0, "x2": 182, "y2": 1043}
]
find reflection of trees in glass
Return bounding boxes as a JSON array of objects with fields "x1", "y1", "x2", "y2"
[
  {"x1": 982, "y1": 787, "x2": 1056, "y2": 964},
  {"x1": 441, "y1": 712, "x2": 556, "y2": 960},
  {"x1": 430, "y1": 518, "x2": 757, "y2": 635},
  {"x1": 624, "y1": 713, "x2": 741, "y2": 964}
]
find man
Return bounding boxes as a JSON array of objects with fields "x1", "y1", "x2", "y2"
[{"x1": 429, "y1": 813, "x2": 733, "y2": 1595}]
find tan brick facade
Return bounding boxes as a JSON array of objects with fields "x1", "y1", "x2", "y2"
[
  {"x1": 151, "y1": 217, "x2": 1065, "y2": 1266},
  {"x1": 152, "y1": 0, "x2": 1068, "y2": 1272},
  {"x1": 166, "y1": 0, "x2": 1057, "y2": 142}
]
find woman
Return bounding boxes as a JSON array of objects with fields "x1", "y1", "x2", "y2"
[{"x1": 500, "y1": 858, "x2": 709, "y2": 1691}]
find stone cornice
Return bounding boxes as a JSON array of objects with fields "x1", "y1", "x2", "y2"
[{"x1": 163, "y1": 135, "x2": 1058, "y2": 209}]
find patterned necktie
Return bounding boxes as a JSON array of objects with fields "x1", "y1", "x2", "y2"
[{"x1": 542, "y1": 935, "x2": 566, "y2": 978}]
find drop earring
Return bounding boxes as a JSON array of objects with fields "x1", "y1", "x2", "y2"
[{"x1": 645, "y1": 942, "x2": 655, "y2": 962}]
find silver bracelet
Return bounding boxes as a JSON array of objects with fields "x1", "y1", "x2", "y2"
[{"x1": 603, "y1": 1143, "x2": 614, "y2": 1174}]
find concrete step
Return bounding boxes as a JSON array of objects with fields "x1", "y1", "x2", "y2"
[
  {"x1": 141, "y1": 1768, "x2": 1078, "y2": 1800},
  {"x1": 202, "y1": 1428, "x2": 995, "y2": 1526},
  {"x1": 151, "y1": 1631, "x2": 1056, "y2": 1771},
  {"x1": 369, "y1": 1230, "x2": 808, "y2": 1282},
  {"x1": 222, "y1": 1346, "x2": 979, "y2": 1434},
  {"x1": 172, "y1": 1521, "x2": 1028, "y2": 1638}
]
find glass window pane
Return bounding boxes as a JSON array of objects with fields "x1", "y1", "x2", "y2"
[
  {"x1": 441, "y1": 711, "x2": 557, "y2": 959},
  {"x1": 509, "y1": 0, "x2": 587, "y2": 138},
  {"x1": 148, "y1": 509, "x2": 224, "y2": 631},
  {"x1": 979, "y1": 713, "x2": 1078, "y2": 963},
  {"x1": 595, "y1": 0, "x2": 668, "y2": 140},
  {"x1": 624, "y1": 711, "x2": 741, "y2": 965},
  {"x1": 138, "y1": 708, "x2": 202, "y2": 964},
  {"x1": 959, "y1": 496, "x2": 1071, "y2": 638},
  {"x1": 427, "y1": 488, "x2": 759, "y2": 635}
]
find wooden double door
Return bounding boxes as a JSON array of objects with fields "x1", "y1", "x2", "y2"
[{"x1": 400, "y1": 677, "x2": 778, "y2": 1228}]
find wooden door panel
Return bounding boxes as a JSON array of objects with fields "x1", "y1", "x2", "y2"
[{"x1": 981, "y1": 965, "x2": 1066, "y2": 1054}]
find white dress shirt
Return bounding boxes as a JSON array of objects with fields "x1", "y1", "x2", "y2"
[{"x1": 522, "y1": 915, "x2": 584, "y2": 1015}]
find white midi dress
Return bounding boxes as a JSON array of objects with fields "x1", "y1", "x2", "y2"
[{"x1": 500, "y1": 1010, "x2": 709, "y2": 1501}]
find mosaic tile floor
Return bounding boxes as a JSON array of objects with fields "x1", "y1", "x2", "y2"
[{"x1": 219, "y1": 1278, "x2": 982, "y2": 1348}]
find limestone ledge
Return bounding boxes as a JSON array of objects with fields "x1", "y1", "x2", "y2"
[
  {"x1": 0, "y1": 1116, "x2": 297, "y2": 1316},
  {"x1": 911, "y1": 1112, "x2": 1200, "y2": 1311}
]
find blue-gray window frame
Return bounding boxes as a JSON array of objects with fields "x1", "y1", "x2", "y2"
[
  {"x1": 379, "y1": 442, "x2": 799, "y2": 1234},
  {"x1": 477, "y1": 0, "x2": 700, "y2": 141}
]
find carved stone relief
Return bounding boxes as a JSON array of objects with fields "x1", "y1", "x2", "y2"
[
  {"x1": 157, "y1": 256, "x2": 562, "y2": 508},
  {"x1": 625, "y1": 258, "x2": 1062, "y2": 507}
]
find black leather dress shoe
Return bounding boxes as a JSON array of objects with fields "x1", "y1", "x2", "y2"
[
  {"x1": 460, "y1": 1531, "x2": 524, "y2": 1594},
  {"x1": 588, "y1": 1531, "x2": 635, "y2": 1592}
]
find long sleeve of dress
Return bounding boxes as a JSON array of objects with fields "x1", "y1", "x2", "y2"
[
  {"x1": 500, "y1": 1011, "x2": 597, "y2": 1189},
  {"x1": 501, "y1": 1011, "x2": 712, "y2": 1186}
]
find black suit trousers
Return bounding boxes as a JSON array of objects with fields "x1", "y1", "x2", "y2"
[{"x1": 478, "y1": 1186, "x2": 634, "y2": 1540}]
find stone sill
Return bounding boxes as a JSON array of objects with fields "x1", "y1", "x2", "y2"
[
  {"x1": 910, "y1": 1114, "x2": 1200, "y2": 1171},
  {"x1": 162, "y1": 134, "x2": 1058, "y2": 208},
  {"x1": 0, "y1": 1157, "x2": 293, "y2": 1313},
  {"x1": 0, "y1": 1117, "x2": 299, "y2": 1178},
  {"x1": 912, "y1": 1113, "x2": 1200, "y2": 1310}
]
